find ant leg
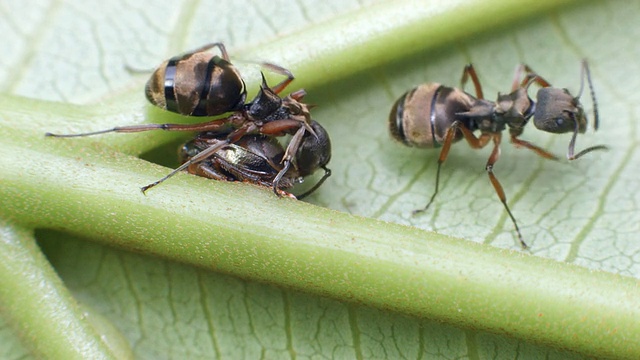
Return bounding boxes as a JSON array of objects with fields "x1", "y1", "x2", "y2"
[
  {"x1": 413, "y1": 121, "x2": 490, "y2": 215},
  {"x1": 126, "y1": 43, "x2": 230, "y2": 74},
  {"x1": 260, "y1": 118, "x2": 313, "y2": 136},
  {"x1": 45, "y1": 121, "x2": 220, "y2": 138},
  {"x1": 485, "y1": 133, "x2": 527, "y2": 248},
  {"x1": 288, "y1": 89, "x2": 307, "y2": 102},
  {"x1": 460, "y1": 64, "x2": 484, "y2": 99},
  {"x1": 412, "y1": 129, "x2": 455, "y2": 214},
  {"x1": 272, "y1": 161, "x2": 291, "y2": 196},
  {"x1": 260, "y1": 62, "x2": 295, "y2": 94},
  {"x1": 44, "y1": 113, "x2": 246, "y2": 138},
  {"x1": 272, "y1": 126, "x2": 306, "y2": 195},
  {"x1": 511, "y1": 65, "x2": 524, "y2": 91},
  {"x1": 260, "y1": 118, "x2": 320, "y2": 196},
  {"x1": 510, "y1": 135, "x2": 559, "y2": 160},
  {"x1": 140, "y1": 139, "x2": 231, "y2": 193},
  {"x1": 140, "y1": 123, "x2": 255, "y2": 193},
  {"x1": 195, "y1": 44, "x2": 295, "y2": 94},
  {"x1": 181, "y1": 42, "x2": 230, "y2": 61},
  {"x1": 189, "y1": 162, "x2": 229, "y2": 181},
  {"x1": 512, "y1": 64, "x2": 552, "y2": 91},
  {"x1": 261, "y1": 116, "x2": 317, "y2": 141},
  {"x1": 193, "y1": 43, "x2": 294, "y2": 93}
]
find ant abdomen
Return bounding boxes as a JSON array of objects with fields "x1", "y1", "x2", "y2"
[
  {"x1": 389, "y1": 83, "x2": 474, "y2": 148},
  {"x1": 145, "y1": 43, "x2": 247, "y2": 117}
]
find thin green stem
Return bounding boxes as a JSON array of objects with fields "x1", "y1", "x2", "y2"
[{"x1": 0, "y1": 221, "x2": 120, "y2": 359}]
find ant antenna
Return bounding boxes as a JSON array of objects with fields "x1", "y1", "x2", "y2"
[
  {"x1": 297, "y1": 166, "x2": 332, "y2": 200},
  {"x1": 580, "y1": 60, "x2": 599, "y2": 131}
]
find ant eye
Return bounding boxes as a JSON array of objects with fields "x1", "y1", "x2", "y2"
[{"x1": 555, "y1": 117, "x2": 564, "y2": 127}]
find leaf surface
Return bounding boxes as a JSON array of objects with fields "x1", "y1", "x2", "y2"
[{"x1": 1, "y1": 0, "x2": 639, "y2": 359}]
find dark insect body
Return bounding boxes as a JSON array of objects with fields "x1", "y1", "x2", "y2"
[
  {"x1": 46, "y1": 43, "x2": 331, "y2": 197},
  {"x1": 181, "y1": 119, "x2": 331, "y2": 199},
  {"x1": 389, "y1": 60, "x2": 606, "y2": 248}
]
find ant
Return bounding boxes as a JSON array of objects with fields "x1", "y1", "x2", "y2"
[
  {"x1": 143, "y1": 42, "x2": 295, "y2": 117},
  {"x1": 389, "y1": 60, "x2": 607, "y2": 248},
  {"x1": 180, "y1": 119, "x2": 331, "y2": 199},
  {"x1": 46, "y1": 43, "x2": 331, "y2": 195}
]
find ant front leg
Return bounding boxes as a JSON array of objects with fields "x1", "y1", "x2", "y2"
[
  {"x1": 460, "y1": 64, "x2": 484, "y2": 99},
  {"x1": 485, "y1": 133, "x2": 527, "y2": 249},
  {"x1": 413, "y1": 121, "x2": 490, "y2": 215},
  {"x1": 510, "y1": 135, "x2": 559, "y2": 161},
  {"x1": 512, "y1": 64, "x2": 551, "y2": 91},
  {"x1": 270, "y1": 125, "x2": 307, "y2": 196}
]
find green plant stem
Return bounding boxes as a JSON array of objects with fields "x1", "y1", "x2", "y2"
[
  {"x1": 0, "y1": 97, "x2": 639, "y2": 359},
  {"x1": 0, "y1": 221, "x2": 117, "y2": 359},
  {"x1": 239, "y1": 0, "x2": 579, "y2": 90}
]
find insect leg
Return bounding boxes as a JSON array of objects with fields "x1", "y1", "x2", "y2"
[
  {"x1": 272, "y1": 126, "x2": 306, "y2": 195},
  {"x1": 512, "y1": 64, "x2": 552, "y2": 91},
  {"x1": 460, "y1": 64, "x2": 484, "y2": 99},
  {"x1": 413, "y1": 121, "x2": 490, "y2": 215},
  {"x1": 485, "y1": 133, "x2": 527, "y2": 249},
  {"x1": 260, "y1": 62, "x2": 295, "y2": 95},
  {"x1": 510, "y1": 135, "x2": 559, "y2": 160}
]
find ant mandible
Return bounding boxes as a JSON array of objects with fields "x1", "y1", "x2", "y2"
[{"x1": 389, "y1": 60, "x2": 607, "y2": 248}]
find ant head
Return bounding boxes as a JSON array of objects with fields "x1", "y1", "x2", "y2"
[
  {"x1": 533, "y1": 60, "x2": 598, "y2": 135},
  {"x1": 533, "y1": 88, "x2": 587, "y2": 134},
  {"x1": 294, "y1": 121, "x2": 332, "y2": 177}
]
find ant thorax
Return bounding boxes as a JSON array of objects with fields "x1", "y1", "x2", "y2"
[{"x1": 495, "y1": 88, "x2": 533, "y2": 120}]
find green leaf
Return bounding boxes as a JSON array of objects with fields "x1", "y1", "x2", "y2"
[{"x1": 1, "y1": 0, "x2": 639, "y2": 359}]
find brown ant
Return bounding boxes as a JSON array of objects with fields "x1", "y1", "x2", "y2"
[
  {"x1": 46, "y1": 43, "x2": 331, "y2": 195},
  {"x1": 180, "y1": 120, "x2": 331, "y2": 199},
  {"x1": 389, "y1": 60, "x2": 606, "y2": 248},
  {"x1": 143, "y1": 42, "x2": 292, "y2": 117}
]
